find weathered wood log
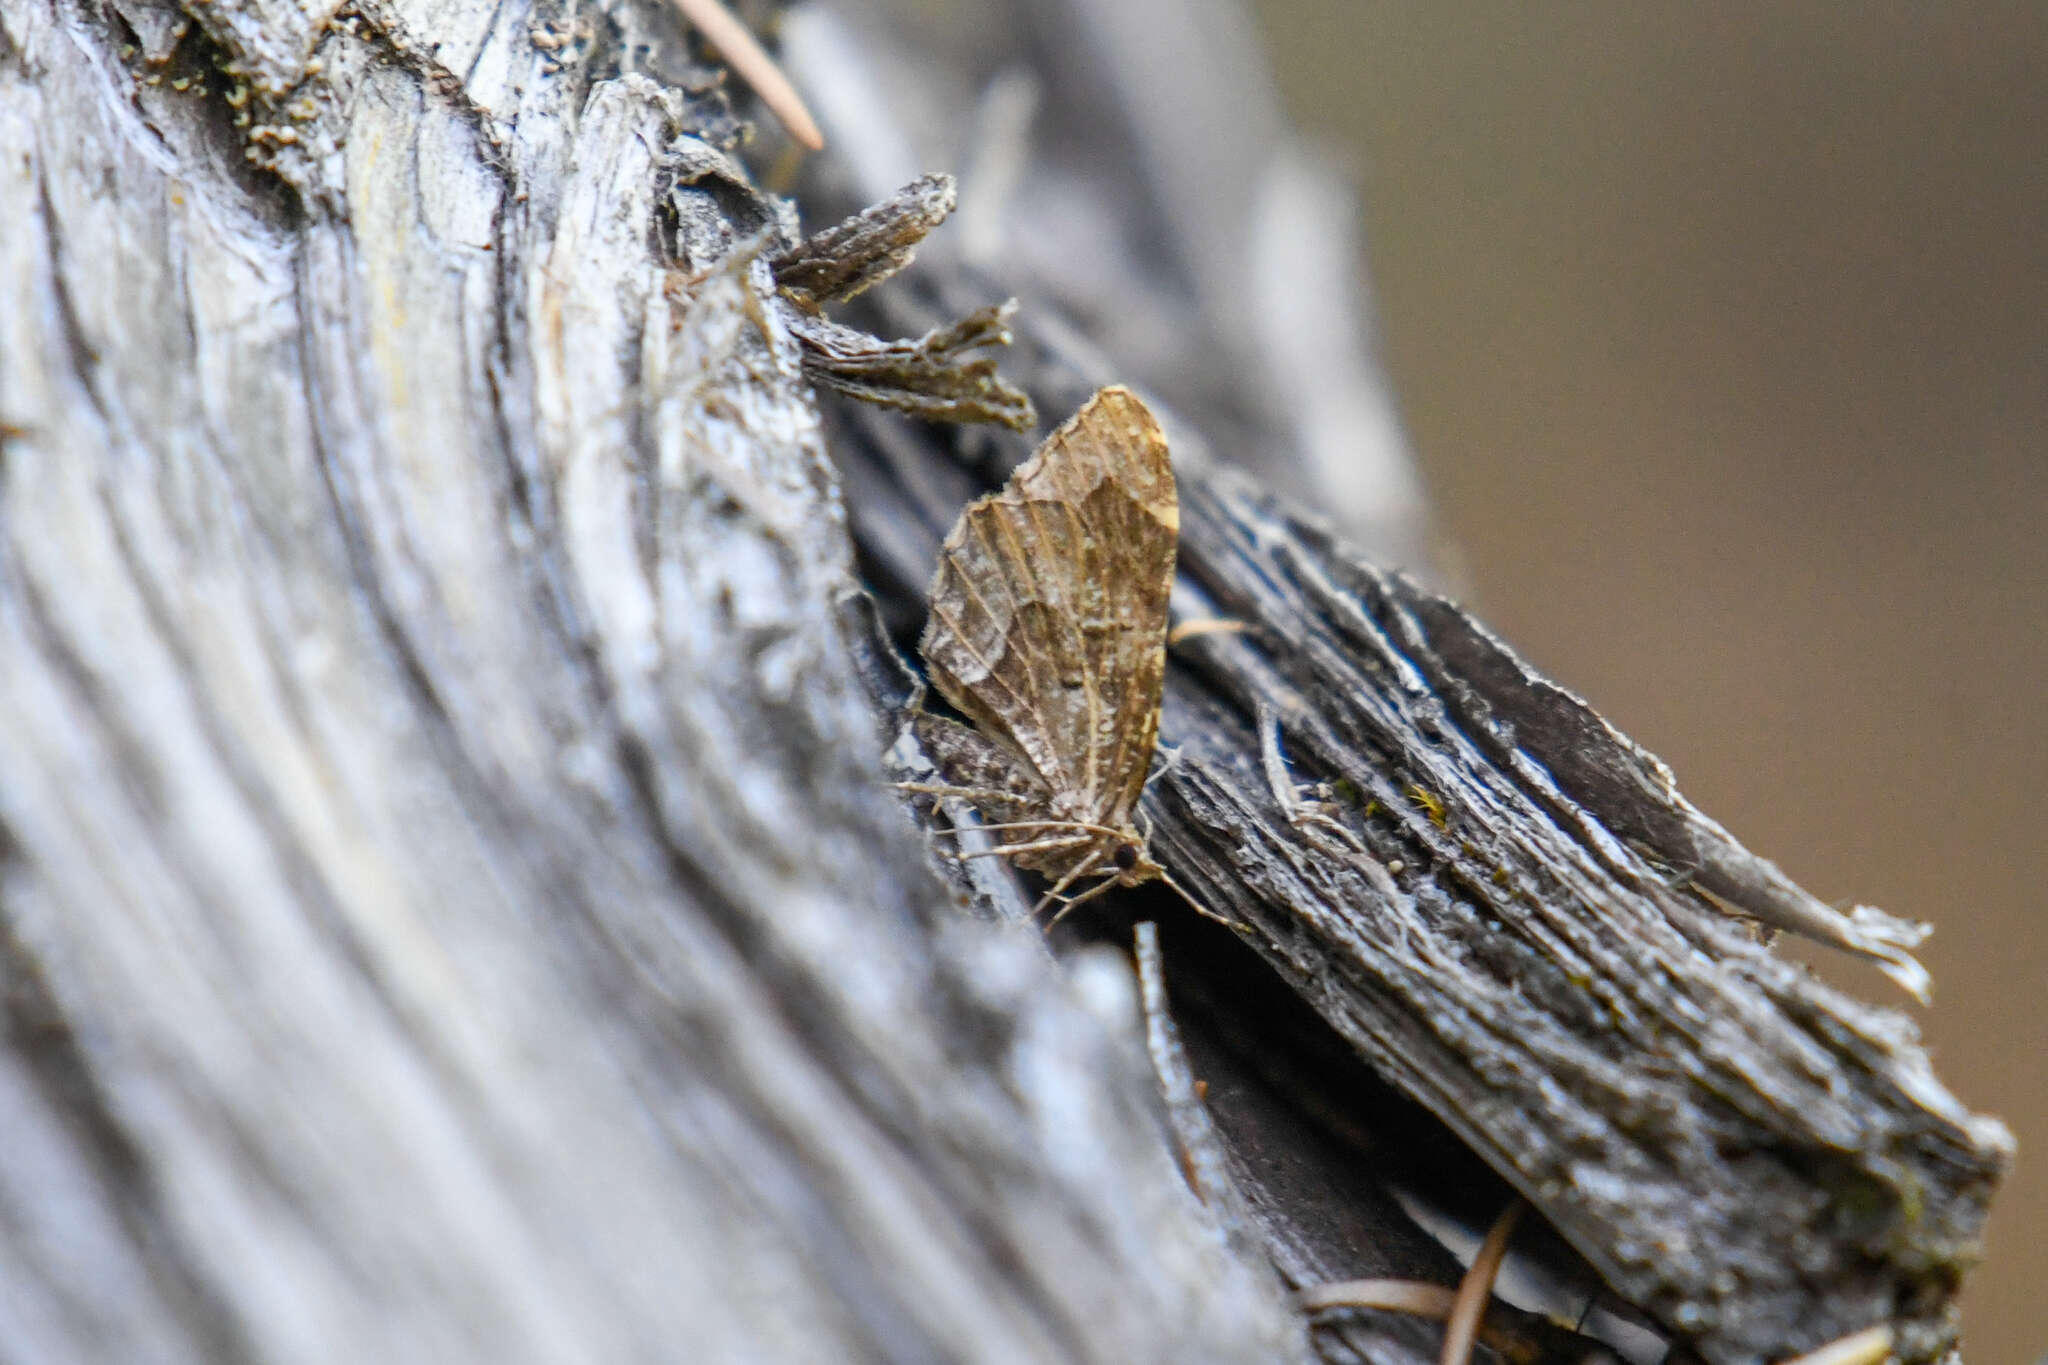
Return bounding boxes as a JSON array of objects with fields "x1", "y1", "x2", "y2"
[
  {"x1": 808, "y1": 12, "x2": 2012, "y2": 1364},
  {"x1": 848, "y1": 374, "x2": 2011, "y2": 1364},
  {"x1": 0, "y1": 0, "x2": 2010, "y2": 1362}
]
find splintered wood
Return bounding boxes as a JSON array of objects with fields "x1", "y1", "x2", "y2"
[{"x1": 910, "y1": 387, "x2": 1186, "y2": 922}]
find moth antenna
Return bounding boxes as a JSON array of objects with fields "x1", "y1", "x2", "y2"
[{"x1": 1156, "y1": 869, "x2": 1252, "y2": 935}]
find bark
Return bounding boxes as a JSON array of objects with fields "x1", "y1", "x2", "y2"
[{"x1": 0, "y1": 0, "x2": 2010, "y2": 1364}]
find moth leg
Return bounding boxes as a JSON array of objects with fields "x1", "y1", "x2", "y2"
[
  {"x1": 1143, "y1": 743, "x2": 1188, "y2": 792},
  {"x1": 1165, "y1": 616, "x2": 1250, "y2": 647},
  {"x1": 893, "y1": 780, "x2": 1036, "y2": 806},
  {"x1": 1041, "y1": 870, "x2": 1125, "y2": 929},
  {"x1": 953, "y1": 833, "x2": 1093, "y2": 861},
  {"x1": 1030, "y1": 848, "x2": 1108, "y2": 921},
  {"x1": 931, "y1": 818, "x2": 1136, "y2": 841},
  {"x1": 907, "y1": 714, "x2": 1051, "y2": 802}
]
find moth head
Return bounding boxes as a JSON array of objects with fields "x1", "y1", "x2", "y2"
[{"x1": 1110, "y1": 836, "x2": 1165, "y2": 886}]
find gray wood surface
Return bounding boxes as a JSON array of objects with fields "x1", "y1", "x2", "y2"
[{"x1": 0, "y1": 0, "x2": 1303, "y2": 1360}]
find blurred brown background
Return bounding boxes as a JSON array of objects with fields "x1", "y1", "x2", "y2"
[{"x1": 1250, "y1": 5, "x2": 2046, "y2": 1360}]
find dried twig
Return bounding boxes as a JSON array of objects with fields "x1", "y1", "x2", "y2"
[
  {"x1": 1438, "y1": 1201, "x2": 1524, "y2": 1365},
  {"x1": 1776, "y1": 1325, "x2": 1895, "y2": 1365},
  {"x1": 672, "y1": 0, "x2": 825, "y2": 150}
]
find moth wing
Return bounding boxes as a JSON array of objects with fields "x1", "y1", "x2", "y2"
[
  {"x1": 908, "y1": 712, "x2": 1053, "y2": 827},
  {"x1": 919, "y1": 387, "x2": 1176, "y2": 827}
]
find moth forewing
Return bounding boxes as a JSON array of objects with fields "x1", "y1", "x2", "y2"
[{"x1": 915, "y1": 386, "x2": 1178, "y2": 911}]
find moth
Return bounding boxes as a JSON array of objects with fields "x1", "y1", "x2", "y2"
[{"x1": 907, "y1": 386, "x2": 1208, "y2": 923}]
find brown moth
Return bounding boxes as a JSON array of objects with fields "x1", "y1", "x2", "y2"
[{"x1": 908, "y1": 385, "x2": 1192, "y2": 922}]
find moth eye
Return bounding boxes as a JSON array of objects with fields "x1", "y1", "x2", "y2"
[{"x1": 1113, "y1": 843, "x2": 1139, "y2": 872}]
